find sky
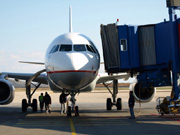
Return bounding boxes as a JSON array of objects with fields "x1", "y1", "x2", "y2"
[{"x1": 0, "y1": 0, "x2": 180, "y2": 73}]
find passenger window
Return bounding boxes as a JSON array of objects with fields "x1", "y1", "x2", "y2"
[
  {"x1": 74, "y1": 45, "x2": 86, "y2": 51},
  {"x1": 120, "y1": 39, "x2": 127, "y2": 51},
  {"x1": 52, "y1": 45, "x2": 59, "y2": 53},
  {"x1": 60, "y1": 45, "x2": 72, "y2": 51}
]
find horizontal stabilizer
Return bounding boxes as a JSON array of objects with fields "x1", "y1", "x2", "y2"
[{"x1": 19, "y1": 61, "x2": 44, "y2": 65}]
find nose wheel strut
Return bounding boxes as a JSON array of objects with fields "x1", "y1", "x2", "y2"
[{"x1": 67, "y1": 91, "x2": 79, "y2": 117}]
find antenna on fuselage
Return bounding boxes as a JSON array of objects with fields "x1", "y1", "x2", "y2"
[{"x1": 69, "y1": 6, "x2": 73, "y2": 33}]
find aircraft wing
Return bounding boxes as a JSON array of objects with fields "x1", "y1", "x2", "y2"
[
  {"x1": 0, "y1": 72, "x2": 48, "y2": 84},
  {"x1": 96, "y1": 73, "x2": 130, "y2": 84},
  {"x1": 19, "y1": 61, "x2": 45, "y2": 65}
]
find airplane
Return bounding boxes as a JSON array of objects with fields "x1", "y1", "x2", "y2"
[{"x1": 0, "y1": 7, "x2": 156, "y2": 116}]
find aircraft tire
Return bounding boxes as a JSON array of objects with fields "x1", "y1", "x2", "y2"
[
  {"x1": 75, "y1": 106, "x2": 79, "y2": 117},
  {"x1": 22, "y1": 99, "x2": 28, "y2": 112},
  {"x1": 67, "y1": 106, "x2": 72, "y2": 117},
  {"x1": 106, "y1": 98, "x2": 112, "y2": 110},
  {"x1": 32, "y1": 99, "x2": 37, "y2": 112},
  {"x1": 117, "y1": 98, "x2": 122, "y2": 110}
]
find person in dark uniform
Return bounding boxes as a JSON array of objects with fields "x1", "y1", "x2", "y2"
[
  {"x1": 44, "y1": 92, "x2": 51, "y2": 113},
  {"x1": 128, "y1": 91, "x2": 135, "y2": 119},
  {"x1": 39, "y1": 93, "x2": 44, "y2": 112},
  {"x1": 59, "y1": 91, "x2": 69, "y2": 114}
]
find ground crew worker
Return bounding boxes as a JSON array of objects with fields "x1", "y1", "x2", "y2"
[
  {"x1": 44, "y1": 92, "x2": 52, "y2": 113},
  {"x1": 59, "y1": 91, "x2": 69, "y2": 114},
  {"x1": 39, "y1": 93, "x2": 44, "y2": 112},
  {"x1": 128, "y1": 91, "x2": 135, "y2": 119},
  {"x1": 70, "y1": 96, "x2": 76, "y2": 111}
]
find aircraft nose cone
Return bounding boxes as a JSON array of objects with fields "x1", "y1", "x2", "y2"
[{"x1": 68, "y1": 53, "x2": 89, "y2": 70}]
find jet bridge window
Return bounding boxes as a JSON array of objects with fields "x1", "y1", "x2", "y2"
[
  {"x1": 74, "y1": 45, "x2": 86, "y2": 51},
  {"x1": 60, "y1": 44, "x2": 72, "y2": 51},
  {"x1": 120, "y1": 39, "x2": 127, "y2": 51}
]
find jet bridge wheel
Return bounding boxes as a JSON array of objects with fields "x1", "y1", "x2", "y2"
[
  {"x1": 22, "y1": 99, "x2": 28, "y2": 112},
  {"x1": 116, "y1": 98, "x2": 122, "y2": 110},
  {"x1": 32, "y1": 99, "x2": 37, "y2": 112},
  {"x1": 106, "y1": 98, "x2": 112, "y2": 110}
]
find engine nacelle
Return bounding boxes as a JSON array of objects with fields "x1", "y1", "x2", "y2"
[
  {"x1": 129, "y1": 80, "x2": 156, "y2": 103},
  {"x1": 0, "y1": 79, "x2": 15, "y2": 105}
]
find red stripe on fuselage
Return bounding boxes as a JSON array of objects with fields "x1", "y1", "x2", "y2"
[{"x1": 47, "y1": 70, "x2": 97, "y2": 74}]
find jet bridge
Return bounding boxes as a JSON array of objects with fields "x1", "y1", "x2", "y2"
[{"x1": 100, "y1": 0, "x2": 180, "y2": 101}]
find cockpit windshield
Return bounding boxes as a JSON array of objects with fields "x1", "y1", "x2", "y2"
[
  {"x1": 86, "y1": 45, "x2": 95, "y2": 53},
  {"x1": 52, "y1": 45, "x2": 59, "y2": 53},
  {"x1": 49, "y1": 45, "x2": 59, "y2": 54},
  {"x1": 60, "y1": 44, "x2": 72, "y2": 51},
  {"x1": 74, "y1": 45, "x2": 86, "y2": 52},
  {"x1": 55, "y1": 44, "x2": 97, "y2": 53}
]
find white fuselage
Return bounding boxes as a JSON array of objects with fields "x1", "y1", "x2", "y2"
[{"x1": 45, "y1": 33, "x2": 100, "y2": 91}]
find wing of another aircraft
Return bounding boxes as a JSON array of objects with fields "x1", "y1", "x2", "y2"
[
  {"x1": 96, "y1": 73, "x2": 130, "y2": 84},
  {"x1": 0, "y1": 72, "x2": 48, "y2": 84},
  {"x1": 19, "y1": 61, "x2": 45, "y2": 65}
]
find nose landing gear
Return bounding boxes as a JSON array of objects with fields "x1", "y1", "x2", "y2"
[{"x1": 67, "y1": 91, "x2": 79, "y2": 117}]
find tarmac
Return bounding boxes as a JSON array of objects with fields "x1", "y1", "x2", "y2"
[{"x1": 0, "y1": 89, "x2": 180, "y2": 135}]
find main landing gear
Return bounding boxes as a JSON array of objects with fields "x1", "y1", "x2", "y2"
[
  {"x1": 22, "y1": 69, "x2": 46, "y2": 112},
  {"x1": 103, "y1": 79, "x2": 122, "y2": 110},
  {"x1": 67, "y1": 91, "x2": 79, "y2": 117}
]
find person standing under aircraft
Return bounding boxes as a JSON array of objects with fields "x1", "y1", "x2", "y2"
[
  {"x1": 128, "y1": 91, "x2": 135, "y2": 119},
  {"x1": 59, "y1": 91, "x2": 69, "y2": 114},
  {"x1": 44, "y1": 92, "x2": 52, "y2": 113},
  {"x1": 39, "y1": 93, "x2": 44, "y2": 112},
  {"x1": 70, "y1": 96, "x2": 76, "y2": 110}
]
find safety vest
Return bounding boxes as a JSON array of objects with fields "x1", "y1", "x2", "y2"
[{"x1": 39, "y1": 95, "x2": 44, "y2": 102}]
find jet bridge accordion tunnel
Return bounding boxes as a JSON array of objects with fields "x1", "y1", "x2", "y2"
[{"x1": 100, "y1": 18, "x2": 180, "y2": 90}]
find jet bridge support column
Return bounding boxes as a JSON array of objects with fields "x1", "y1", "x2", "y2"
[
  {"x1": 168, "y1": 5, "x2": 180, "y2": 99},
  {"x1": 172, "y1": 74, "x2": 180, "y2": 99}
]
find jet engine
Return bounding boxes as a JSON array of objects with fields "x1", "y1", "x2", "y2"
[
  {"x1": 129, "y1": 80, "x2": 156, "y2": 103},
  {"x1": 0, "y1": 78, "x2": 15, "y2": 105}
]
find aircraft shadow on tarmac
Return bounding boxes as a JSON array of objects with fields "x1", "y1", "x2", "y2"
[{"x1": 1, "y1": 107, "x2": 180, "y2": 134}]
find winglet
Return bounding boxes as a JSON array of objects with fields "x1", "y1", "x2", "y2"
[{"x1": 69, "y1": 6, "x2": 73, "y2": 33}]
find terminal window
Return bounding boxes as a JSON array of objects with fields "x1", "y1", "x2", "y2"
[{"x1": 120, "y1": 39, "x2": 127, "y2": 51}]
